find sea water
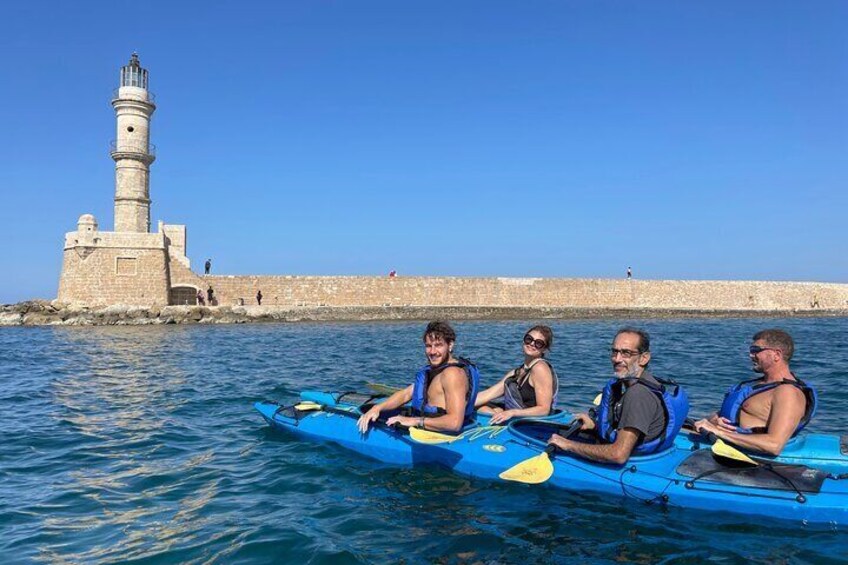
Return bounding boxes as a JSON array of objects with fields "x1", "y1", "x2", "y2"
[{"x1": 1, "y1": 318, "x2": 847, "y2": 563}]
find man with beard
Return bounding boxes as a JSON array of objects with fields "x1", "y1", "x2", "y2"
[
  {"x1": 694, "y1": 329, "x2": 816, "y2": 456},
  {"x1": 356, "y1": 321, "x2": 479, "y2": 434},
  {"x1": 548, "y1": 327, "x2": 688, "y2": 465}
]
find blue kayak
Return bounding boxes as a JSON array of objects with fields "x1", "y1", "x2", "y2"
[{"x1": 255, "y1": 391, "x2": 848, "y2": 526}]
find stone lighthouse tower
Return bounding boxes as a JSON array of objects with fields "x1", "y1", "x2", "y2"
[
  {"x1": 111, "y1": 53, "x2": 156, "y2": 233},
  {"x1": 58, "y1": 54, "x2": 198, "y2": 307}
]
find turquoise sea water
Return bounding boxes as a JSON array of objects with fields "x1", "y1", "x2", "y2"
[{"x1": 2, "y1": 318, "x2": 848, "y2": 564}]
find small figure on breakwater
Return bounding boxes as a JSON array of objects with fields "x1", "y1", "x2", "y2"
[
  {"x1": 205, "y1": 258, "x2": 212, "y2": 275},
  {"x1": 256, "y1": 290, "x2": 263, "y2": 305},
  {"x1": 207, "y1": 286, "x2": 215, "y2": 305},
  {"x1": 626, "y1": 266, "x2": 632, "y2": 279},
  {"x1": 196, "y1": 290, "x2": 205, "y2": 306}
]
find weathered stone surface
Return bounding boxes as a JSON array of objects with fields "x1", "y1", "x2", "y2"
[
  {"x1": 1, "y1": 300, "x2": 846, "y2": 327},
  {"x1": 0, "y1": 312, "x2": 23, "y2": 326},
  {"x1": 22, "y1": 311, "x2": 63, "y2": 325}
]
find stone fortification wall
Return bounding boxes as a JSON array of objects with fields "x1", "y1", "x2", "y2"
[
  {"x1": 169, "y1": 257, "x2": 204, "y2": 287},
  {"x1": 58, "y1": 230, "x2": 169, "y2": 307},
  {"x1": 199, "y1": 276, "x2": 848, "y2": 312}
]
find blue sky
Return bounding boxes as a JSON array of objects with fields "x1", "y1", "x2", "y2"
[{"x1": 1, "y1": 1, "x2": 846, "y2": 303}]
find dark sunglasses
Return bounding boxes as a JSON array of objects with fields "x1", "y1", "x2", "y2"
[
  {"x1": 523, "y1": 334, "x2": 547, "y2": 350},
  {"x1": 749, "y1": 345, "x2": 781, "y2": 355}
]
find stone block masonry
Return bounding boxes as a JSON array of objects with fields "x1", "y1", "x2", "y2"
[
  {"x1": 58, "y1": 230, "x2": 170, "y2": 307},
  {"x1": 184, "y1": 275, "x2": 848, "y2": 313}
]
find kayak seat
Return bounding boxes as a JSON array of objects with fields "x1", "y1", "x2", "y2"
[
  {"x1": 337, "y1": 392, "x2": 380, "y2": 405},
  {"x1": 278, "y1": 404, "x2": 304, "y2": 420},
  {"x1": 510, "y1": 419, "x2": 585, "y2": 442},
  {"x1": 841, "y1": 435, "x2": 847, "y2": 456},
  {"x1": 676, "y1": 450, "x2": 827, "y2": 494}
]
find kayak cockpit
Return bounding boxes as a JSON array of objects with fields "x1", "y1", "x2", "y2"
[{"x1": 676, "y1": 450, "x2": 828, "y2": 495}]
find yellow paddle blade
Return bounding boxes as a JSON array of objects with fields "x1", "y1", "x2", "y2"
[
  {"x1": 712, "y1": 438, "x2": 758, "y2": 465},
  {"x1": 294, "y1": 402, "x2": 322, "y2": 412},
  {"x1": 408, "y1": 426, "x2": 460, "y2": 444},
  {"x1": 366, "y1": 383, "x2": 402, "y2": 395},
  {"x1": 592, "y1": 393, "x2": 602, "y2": 406},
  {"x1": 499, "y1": 451, "x2": 554, "y2": 484}
]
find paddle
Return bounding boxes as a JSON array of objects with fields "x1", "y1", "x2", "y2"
[
  {"x1": 408, "y1": 426, "x2": 463, "y2": 444},
  {"x1": 366, "y1": 382, "x2": 403, "y2": 396},
  {"x1": 294, "y1": 401, "x2": 322, "y2": 411},
  {"x1": 498, "y1": 420, "x2": 583, "y2": 484},
  {"x1": 299, "y1": 401, "x2": 409, "y2": 436},
  {"x1": 684, "y1": 418, "x2": 758, "y2": 466}
]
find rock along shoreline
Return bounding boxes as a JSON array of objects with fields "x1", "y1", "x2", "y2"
[{"x1": 2, "y1": 300, "x2": 847, "y2": 327}]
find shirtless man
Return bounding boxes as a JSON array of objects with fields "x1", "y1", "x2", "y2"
[
  {"x1": 356, "y1": 321, "x2": 479, "y2": 434},
  {"x1": 694, "y1": 329, "x2": 816, "y2": 456}
]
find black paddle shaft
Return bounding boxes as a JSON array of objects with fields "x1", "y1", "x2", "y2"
[
  {"x1": 684, "y1": 417, "x2": 721, "y2": 445},
  {"x1": 320, "y1": 404, "x2": 409, "y2": 433},
  {"x1": 547, "y1": 419, "x2": 583, "y2": 455}
]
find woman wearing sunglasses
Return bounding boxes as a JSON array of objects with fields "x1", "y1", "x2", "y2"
[{"x1": 474, "y1": 325, "x2": 559, "y2": 425}]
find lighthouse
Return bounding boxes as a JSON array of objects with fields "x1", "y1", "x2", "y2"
[
  {"x1": 111, "y1": 53, "x2": 156, "y2": 233},
  {"x1": 58, "y1": 54, "x2": 198, "y2": 307}
]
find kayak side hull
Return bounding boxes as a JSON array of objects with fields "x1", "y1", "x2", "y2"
[
  {"x1": 422, "y1": 423, "x2": 848, "y2": 526},
  {"x1": 255, "y1": 395, "x2": 848, "y2": 526}
]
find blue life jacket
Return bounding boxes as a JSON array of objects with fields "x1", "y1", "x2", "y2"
[
  {"x1": 717, "y1": 375, "x2": 817, "y2": 436},
  {"x1": 596, "y1": 374, "x2": 690, "y2": 455},
  {"x1": 503, "y1": 358, "x2": 559, "y2": 411},
  {"x1": 410, "y1": 357, "x2": 480, "y2": 422}
]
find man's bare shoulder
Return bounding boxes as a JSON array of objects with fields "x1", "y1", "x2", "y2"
[
  {"x1": 440, "y1": 365, "x2": 469, "y2": 384},
  {"x1": 773, "y1": 382, "x2": 806, "y2": 404}
]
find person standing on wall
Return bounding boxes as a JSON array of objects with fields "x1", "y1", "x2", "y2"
[
  {"x1": 626, "y1": 266, "x2": 632, "y2": 279},
  {"x1": 205, "y1": 259, "x2": 212, "y2": 275},
  {"x1": 256, "y1": 290, "x2": 263, "y2": 305}
]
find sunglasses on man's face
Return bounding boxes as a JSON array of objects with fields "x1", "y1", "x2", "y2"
[
  {"x1": 749, "y1": 345, "x2": 781, "y2": 356},
  {"x1": 523, "y1": 334, "x2": 547, "y2": 350}
]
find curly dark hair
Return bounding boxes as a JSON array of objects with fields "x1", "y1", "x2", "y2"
[{"x1": 423, "y1": 320, "x2": 456, "y2": 344}]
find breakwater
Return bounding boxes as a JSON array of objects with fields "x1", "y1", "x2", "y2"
[
  {"x1": 166, "y1": 276, "x2": 848, "y2": 312},
  {"x1": 2, "y1": 299, "x2": 847, "y2": 326}
]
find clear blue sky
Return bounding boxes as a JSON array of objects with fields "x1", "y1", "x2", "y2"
[{"x1": 1, "y1": 1, "x2": 846, "y2": 303}]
